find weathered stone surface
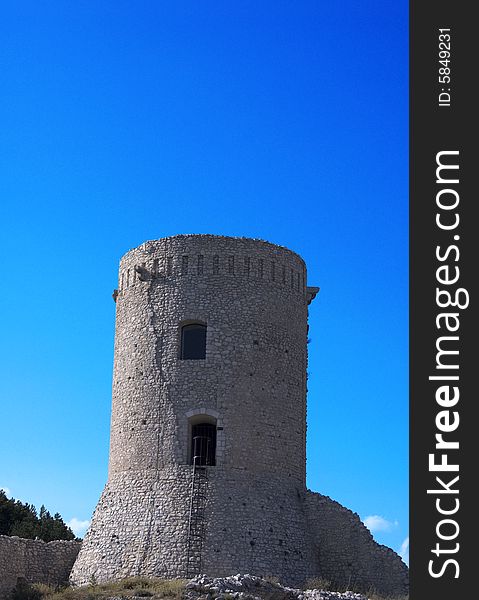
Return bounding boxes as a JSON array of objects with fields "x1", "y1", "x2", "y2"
[
  {"x1": 0, "y1": 535, "x2": 81, "y2": 599},
  {"x1": 305, "y1": 493, "x2": 408, "y2": 597},
  {"x1": 183, "y1": 574, "x2": 369, "y2": 600},
  {"x1": 70, "y1": 235, "x2": 408, "y2": 596}
]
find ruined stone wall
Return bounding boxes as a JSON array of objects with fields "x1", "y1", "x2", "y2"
[
  {"x1": 0, "y1": 535, "x2": 81, "y2": 599},
  {"x1": 305, "y1": 492, "x2": 409, "y2": 597}
]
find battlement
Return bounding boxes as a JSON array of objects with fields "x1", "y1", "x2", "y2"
[{"x1": 117, "y1": 235, "x2": 308, "y2": 299}]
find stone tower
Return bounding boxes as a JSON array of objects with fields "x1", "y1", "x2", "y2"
[{"x1": 71, "y1": 235, "x2": 408, "y2": 595}]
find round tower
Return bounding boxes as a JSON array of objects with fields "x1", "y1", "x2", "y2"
[{"x1": 71, "y1": 235, "x2": 319, "y2": 586}]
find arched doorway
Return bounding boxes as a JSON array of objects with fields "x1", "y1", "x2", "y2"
[{"x1": 190, "y1": 422, "x2": 216, "y2": 466}]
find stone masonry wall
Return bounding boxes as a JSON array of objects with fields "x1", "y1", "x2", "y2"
[
  {"x1": 108, "y1": 235, "x2": 309, "y2": 483},
  {"x1": 0, "y1": 535, "x2": 81, "y2": 599},
  {"x1": 71, "y1": 467, "x2": 315, "y2": 587},
  {"x1": 305, "y1": 492, "x2": 408, "y2": 597},
  {"x1": 72, "y1": 235, "x2": 315, "y2": 587},
  {"x1": 71, "y1": 235, "x2": 408, "y2": 595}
]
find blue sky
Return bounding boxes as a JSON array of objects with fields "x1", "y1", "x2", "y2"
[{"x1": 0, "y1": 1, "x2": 408, "y2": 564}]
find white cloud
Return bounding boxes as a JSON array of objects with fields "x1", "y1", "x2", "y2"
[
  {"x1": 0, "y1": 486, "x2": 11, "y2": 497},
  {"x1": 67, "y1": 518, "x2": 91, "y2": 538},
  {"x1": 363, "y1": 515, "x2": 399, "y2": 533},
  {"x1": 399, "y1": 536, "x2": 409, "y2": 565}
]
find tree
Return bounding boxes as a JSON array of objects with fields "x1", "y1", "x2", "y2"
[{"x1": 0, "y1": 489, "x2": 75, "y2": 541}]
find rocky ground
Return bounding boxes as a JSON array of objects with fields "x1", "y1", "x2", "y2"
[
  {"x1": 11, "y1": 573, "x2": 391, "y2": 600},
  {"x1": 183, "y1": 574, "x2": 369, "y2": 600}
]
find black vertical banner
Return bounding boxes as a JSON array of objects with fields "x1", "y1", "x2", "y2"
[{"x1": 410, "y1": 2, "x2": 476, "y2": 599}]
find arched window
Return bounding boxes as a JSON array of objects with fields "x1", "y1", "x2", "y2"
[
  {"x1": 180, "y1": 323, "x2": 207, "y2": 360},
  {"x1": 190, "y1": 422, "x2": 216, "y2": 466}
]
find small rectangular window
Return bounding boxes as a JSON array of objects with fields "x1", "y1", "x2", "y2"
[{"x1": 181, "y1": 323, "x2": 207, "y2": 360}]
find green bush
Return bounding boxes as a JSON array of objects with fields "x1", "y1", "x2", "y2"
[
  {"x1": 11, "y1": 580, "x2": 43, "y2": 600},
  {"x1": 304, "y1": 577, "x2": 332, "y2": 590}
]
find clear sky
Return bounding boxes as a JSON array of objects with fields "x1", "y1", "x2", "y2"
[{"x1": 0, "y1": 1, "x2": 408, "y2": 564}]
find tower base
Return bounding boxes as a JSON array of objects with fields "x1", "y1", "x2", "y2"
[{"x1": 70, "y1": 467, "x2": 408, "y2": 596}]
